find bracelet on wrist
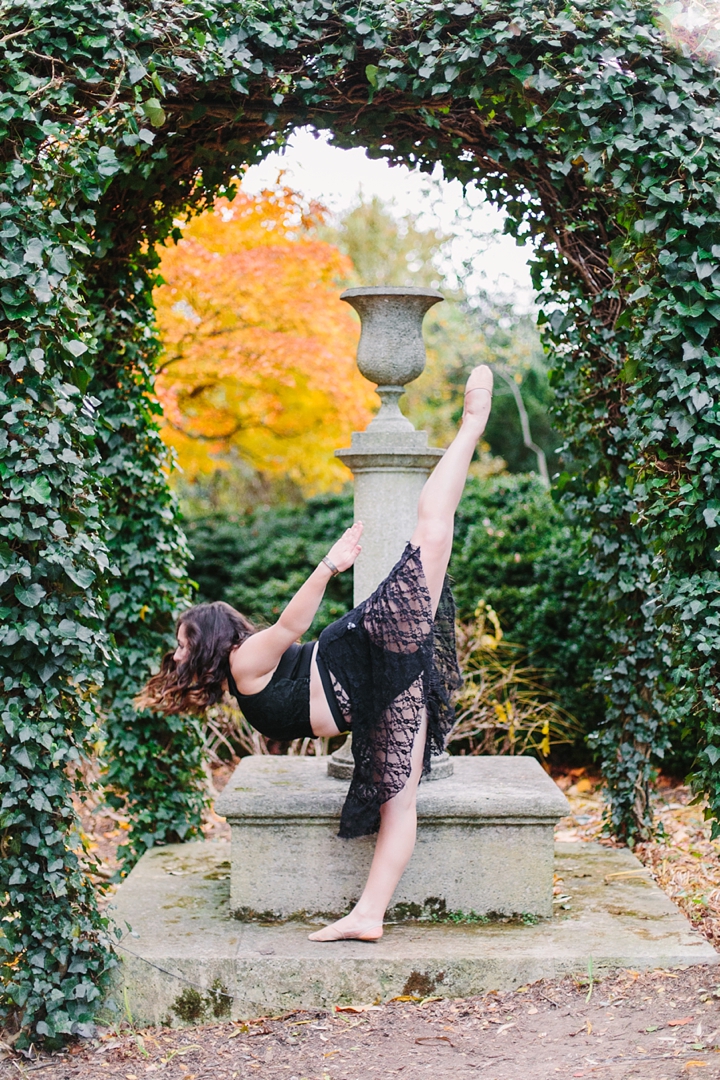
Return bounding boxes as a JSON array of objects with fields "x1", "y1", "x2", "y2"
[{"x1": 322, "y1": 555, "x2": 340, "y2": 577}]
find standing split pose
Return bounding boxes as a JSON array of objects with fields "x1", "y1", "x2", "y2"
[{"x1": 139, "y1": 365, "x2": 493, "y2": 942}]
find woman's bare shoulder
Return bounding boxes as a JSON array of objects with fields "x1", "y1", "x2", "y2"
[{"x1": 228, "y1": 624, "x2": 287, "y2": 693}]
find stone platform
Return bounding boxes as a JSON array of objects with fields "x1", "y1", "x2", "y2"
[
  {"x1": 107, "y1": 840, "x2": 717, "y2": 1027},
  {"x1": 214, "y1": 756, "x2": 570, "y2": 919}
]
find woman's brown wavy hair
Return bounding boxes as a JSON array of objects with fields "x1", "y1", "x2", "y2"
[{"x1": 135, "y1": 601, "x2": 256, "y2": 716}]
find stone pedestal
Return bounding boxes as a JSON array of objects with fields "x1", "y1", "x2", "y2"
[
  {"x1": 215, "y1": 756, "x2": 570, "y2": 920},
  {"x1": 336, "y1": 429, "x2": 443, "y2": 600}
]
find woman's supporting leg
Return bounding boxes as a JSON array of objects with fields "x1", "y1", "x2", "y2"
[
  {"x1": 411, "y1": 364, "x2": 493, "y2": 614},
  {"x1": 308, "y1": 709, "x2": 427, "y2": 941}
]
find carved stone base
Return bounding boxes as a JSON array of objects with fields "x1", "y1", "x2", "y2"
[{"x1": 215, "y1": 755, "x2": 570, "y2": 920}]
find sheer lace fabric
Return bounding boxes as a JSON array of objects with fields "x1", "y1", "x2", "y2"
[{"x1": 317, "y1": 543, "x2": 462, "y2": 838}]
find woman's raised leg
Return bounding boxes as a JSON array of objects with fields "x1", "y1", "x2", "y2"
[
  {"x1": 307, "y1": 366, "x2": 493, "y2": 943},
  {"x1": 411, "y1": 364, "x2": 493, "y2": 614}
]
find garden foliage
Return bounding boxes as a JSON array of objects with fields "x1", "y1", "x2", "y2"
[
  {"x1": 187, "y1": 477, "x2": 603, "y2": 731},
  {"x1": 2, "y1": 0, "x2": 720, "y2": 1040}
]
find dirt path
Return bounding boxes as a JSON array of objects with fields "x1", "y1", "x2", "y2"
[{"x1": 4, "y1": 967, "x2": 720, "y2": 1080}]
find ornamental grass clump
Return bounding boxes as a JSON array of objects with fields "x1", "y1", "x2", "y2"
[{"x1": 450, "y1": 603, "x2": 582, "y2": 760}]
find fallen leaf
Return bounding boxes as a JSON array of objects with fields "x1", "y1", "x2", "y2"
[
  {"x1": 684, "y1": 1063, "x2": 707, "y2": 1070},
  {"x1": 669, "y1": 1017, "x2": 696, "y2": 1027},
  {"x1": 415, "y1": 1037, "x2": 453, "y2": 1046},
  {"x1": 390, "y1": 995, "x2": 422, "y2": 1003},
  {"x1": 496, "y1": 1022, "x2": 516, "y2": 1035},
  {"x1": 323, "y1": 1050, "x2": 340, "y2": 1058},
  {"x1": 586, "y1": 1021, "x2": 592, "y2": 1035},
  {"x1": 334, "y1": 1004, "x2": 382, "y2": 1013},
  {"x1": 528, "y1": 1006, "x2": 539, "y2": 1015}
]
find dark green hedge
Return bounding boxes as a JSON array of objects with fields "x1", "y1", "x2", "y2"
[{"x1": 186, "y1": 475, "x2": 604, "y2": 734}]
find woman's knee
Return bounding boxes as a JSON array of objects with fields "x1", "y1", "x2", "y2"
[
  {"x1": 381, "y1": 781, "x2": 418, "y2": 819},
  {"x1": 414, "y1": 518, "x2": 452, "y2": 556}
]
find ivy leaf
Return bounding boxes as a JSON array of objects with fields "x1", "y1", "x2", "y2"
[
  {"x1": 63, "y1": 339, "x2": 88, "y2": 358},
  {"x1": 365, "y1": 64, "x2": 378, "y2": 88},
  {"x1": 24, "y1": 476, "x2": 52, "y2": 504},
  {"x1": 128, "y1": 64, "x2": 147, "y2": 84},
  {"x1": 50, "y1": 248, "x2": 71, "y2": 275},
  {"x1": 142, "y1": 98, "x2": 166, "y2": 127},
  {"x1": 14, "y1": 583, "x2": 46, "y2": 608},
  {"x1": 96, "y1": 146, "x2": 121, "y2": 177},
  {"x1": 64, "y1": 565, "x2": 95, "y2": 589}
]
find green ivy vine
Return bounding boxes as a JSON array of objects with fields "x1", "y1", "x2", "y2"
[{"x1": 1, "y1": 0, "x2": 719, "y2": 1042}]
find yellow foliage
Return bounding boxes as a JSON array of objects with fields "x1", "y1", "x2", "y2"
[
  {"x1": 153, "y1": 183, "x2": 376, "y2": 492},
  {"x1": 451, "y1": 605, "x2": 582, "y2": 758}
]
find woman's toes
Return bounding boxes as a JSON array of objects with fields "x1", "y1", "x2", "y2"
[
  {"x1": 465, "y1": 364, "x2": 493, "y2": 396},
  {"x1": 463, "y1": 365, "x2": 493, "y2": 424}
]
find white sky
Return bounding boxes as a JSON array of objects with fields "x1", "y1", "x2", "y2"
[{"x1": 242, "y1": 128, "x2": 536, "y2": 311}]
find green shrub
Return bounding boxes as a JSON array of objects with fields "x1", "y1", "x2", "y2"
[
  {"x1": 185, "y1": 492, "x2": 355, "y2": 635},
  {"x1": 450, "y1": 474, "x2": 606, "y2": 734},
  {"x1": 185, "y1": 475, "x2": 604, "y2": 739}
]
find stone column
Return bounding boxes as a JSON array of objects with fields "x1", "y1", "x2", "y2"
[{"x1": 328, "y1": 286, "x2": 452, "y2": 780}]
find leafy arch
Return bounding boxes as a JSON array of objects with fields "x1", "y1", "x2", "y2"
[{"x1": 2, "y1": 0, "x2": 719, "y2": 1041}]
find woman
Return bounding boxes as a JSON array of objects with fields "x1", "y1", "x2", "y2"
[{"x1": 139, "y1": 365, "x2": 493, "y2": 942}]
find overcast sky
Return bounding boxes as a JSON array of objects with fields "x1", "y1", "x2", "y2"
[{"x1": 243, "y1": 128, "x2": 536, "y2": 311}]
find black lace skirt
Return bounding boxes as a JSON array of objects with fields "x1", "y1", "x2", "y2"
[{"x1": 317, "y1": 543, "x2": 461, "y2": 839}]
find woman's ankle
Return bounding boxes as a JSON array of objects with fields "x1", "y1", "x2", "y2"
[
  {"x1": 460, "y1": 413, "x2": 486, "y2": 439},
  {"x1": 351, "y1": 904, "x2": 384, "y2": 925}
]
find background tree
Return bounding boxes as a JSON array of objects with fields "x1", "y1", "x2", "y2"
[{"x1": 153, "y1": 183, "x2": 376, "y2": 504}]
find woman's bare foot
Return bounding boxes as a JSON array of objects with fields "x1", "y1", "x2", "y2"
[
  {"x1": 462, "y1": 364, "x2": 493, "y2": 431},
  {"x1": 308, "y1": 915, "x2": 383, "y2": 942}
]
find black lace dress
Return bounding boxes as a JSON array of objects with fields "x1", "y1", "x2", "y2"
[{"x1": 317, "y1": 543, "x2": 461, "y2": 839}]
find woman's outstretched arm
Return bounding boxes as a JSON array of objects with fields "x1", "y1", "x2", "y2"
[{"x1": 230, "y1": 522, "x2": 363, "y2": 690}]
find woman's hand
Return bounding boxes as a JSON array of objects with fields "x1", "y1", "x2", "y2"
[{"x1": 325, "y1": 521, "x2": 363, "y2": 573}]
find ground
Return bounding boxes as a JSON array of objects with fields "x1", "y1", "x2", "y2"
[
  {"x1": 2, "y1": 967, "x2": 720, "y2": 1079},
  {"x1": 2, "y1": 765, "x2": 719, "y2": 1078}
]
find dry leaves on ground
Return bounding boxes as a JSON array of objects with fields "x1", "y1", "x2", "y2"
[
  {"x1": 4, "y1": 967, "x2": 720, "y2": 1080},
  {"x1": 555, "y1": 770, "x2": 720, "y2": 951}
]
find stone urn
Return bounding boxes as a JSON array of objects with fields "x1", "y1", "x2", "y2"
[{"x1": 340, "y1": 286, "x2": 443, "y2": 432}]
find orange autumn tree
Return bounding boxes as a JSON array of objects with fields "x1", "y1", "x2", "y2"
[{"x1": 153, "y1": 183, "x2": 375, "y2": 493}]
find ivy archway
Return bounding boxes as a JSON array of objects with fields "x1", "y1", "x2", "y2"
[{"x1": 2, "y1": 0, "x2": 719, "y2": 1042}]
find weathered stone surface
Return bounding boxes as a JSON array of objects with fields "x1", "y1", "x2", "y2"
[
  {"x1": 340, "y1": 286, "x2": 443, "y2": 388},
  {"x1": 107, "y1": 840, "x2": 718, "y2": 1026},
  {"x1": 215, "y1": 756, "x2": 570, "y2": 919},
  {"x1": 336, "y1": 429, "x2": 443, "y2": 600},
  {"x1": 335, "y1": 288, "x2": 445, "y2": 602}
]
